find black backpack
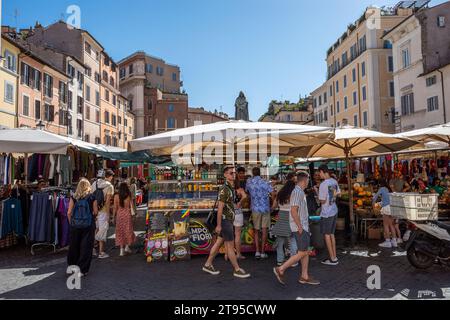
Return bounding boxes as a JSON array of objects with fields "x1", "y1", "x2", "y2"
[{"x1": 93, "y1": 180, "x2": 106, "y2": 211}]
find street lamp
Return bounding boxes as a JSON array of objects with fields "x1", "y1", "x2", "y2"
[
  {"x1": 36, "y1": 120, "x2": 45, "y2": 130},
  {"x1": 385, "y1": 109, "x2": 401, "y2": 132}
]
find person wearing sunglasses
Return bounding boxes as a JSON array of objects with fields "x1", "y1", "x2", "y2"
[{"x1": 202, "y1": 167, "x2": 250, "y2": 279}]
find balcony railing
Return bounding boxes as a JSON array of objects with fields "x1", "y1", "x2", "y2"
[{"x1": 327, "y1": 46, "x2": 367, "y2": 80}]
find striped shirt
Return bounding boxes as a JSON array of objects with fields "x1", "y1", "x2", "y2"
[{"x1": 289, "y1": 185, "x2": 309, "y2": 232}]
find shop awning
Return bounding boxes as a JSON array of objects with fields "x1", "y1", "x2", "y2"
[{"x1": 0, "y1": 128, "x2": 69, "y2": 154}]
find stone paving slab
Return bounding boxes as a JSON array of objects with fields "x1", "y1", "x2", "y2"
[{"x1": 1, "y1": 241, "x2": 450, "y2": 300}]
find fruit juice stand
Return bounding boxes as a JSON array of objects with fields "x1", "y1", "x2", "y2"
[{"x1": 143, "y1": 165, "x2": 280, "y2": 263}]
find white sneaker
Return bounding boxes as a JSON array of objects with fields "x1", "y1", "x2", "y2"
[
  {"x1": 98, "y1": 252, "x2": 110, "y2": 259},
  {"x1": 391, "y1": 239, "x2": 398, "y2": 248},
  {"x1": 321, "y1": 259, "x2": 339, "y2": 266},
  {"x1": 260, "y1": 253, "x2": 269, "y2": 259},
  {"x1": 120, "y1": 249, "x2": 125, "y2": 257},
  {"x1": 125, "y1": 246, "x2": 132, "y2": 254},
  {"x1": 378, "y1": 240, "x2": 392, "y2": 248},
  {"x1": 396, "y1": 238, "x2": 403, "y2": 245},
  {"x1": 255, "y1": 252, "x2": 261, "y2": 259}
]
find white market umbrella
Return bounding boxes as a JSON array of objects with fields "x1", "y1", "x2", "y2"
[
  {"x1": 275, "y1": 126, "x2": 421, "y2": 240},
  {"x1": 289, "y1": 126, "x2": 421, "y2": 159},
  {"x1": 0, "y1": 128, "x2": 69, "y2": 154},
  {"x1": 395, "y1": 123, "x2": 450, "y2": 146},
  {"x1": 128, "y1": 120, "x2": 333, "y2": 163}
]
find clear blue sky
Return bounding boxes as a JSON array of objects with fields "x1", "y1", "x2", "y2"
[{"x1": 3, "y1": 0, "x2": 446, "y2": 120}]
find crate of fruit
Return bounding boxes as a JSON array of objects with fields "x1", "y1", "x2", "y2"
[{"x1": 389, "y1": 193, "x2": 438, "y2": 221}]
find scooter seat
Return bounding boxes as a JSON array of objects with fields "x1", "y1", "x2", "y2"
[{"x1": 435, "y1": 221, "x2": 450, "y2": 233}]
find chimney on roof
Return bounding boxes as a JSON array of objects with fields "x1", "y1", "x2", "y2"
[{"x1": 1, "y1": 26, "x2": 17, "y2": 34}]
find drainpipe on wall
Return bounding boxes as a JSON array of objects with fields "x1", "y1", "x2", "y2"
[
  {"x1": 357, "y1": 62, "x2": 362, "y2": 128},
  {"x1": 437, "y1": 69, "x2": 447, "y2": 124},
  {"x1": 333, "y1": 81, "x2": 337, "y2": 127},
  {"x1": 15, "y1": 57, "x2": 20, "y2": 128}
]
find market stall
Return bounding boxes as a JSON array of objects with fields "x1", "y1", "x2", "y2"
[
  {"x1": 0, "y1": 129, "x2": 160, "y2": 252},
  {"x1": 0, "y1": 128, "x2": 71, "y2": 250},
  {"x1": 130, "y1": 120, "x2": 333, "y2": 262},
  {"x1": 273, "y1": 126, "x2": 421, "y2": 243}
]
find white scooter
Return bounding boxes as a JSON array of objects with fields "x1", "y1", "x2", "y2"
[{"x1": 405, "y1": 220, "x2": 450, "y2": 269}]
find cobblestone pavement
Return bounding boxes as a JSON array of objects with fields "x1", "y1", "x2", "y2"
[{"x1": 1, "y1": 214, "x2": 449, "y2": 300}]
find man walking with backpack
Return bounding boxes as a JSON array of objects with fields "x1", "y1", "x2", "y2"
[
  {"x1": 92, "y1": 169, "x2": 115, "y2": 259},
  {"x1": 67, "y1": 178, "x2": 98, "y2": 277}
]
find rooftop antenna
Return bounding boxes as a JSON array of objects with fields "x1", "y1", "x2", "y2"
[{"x1": 14, "y1": 9, "x2": 19, "y2": 31}]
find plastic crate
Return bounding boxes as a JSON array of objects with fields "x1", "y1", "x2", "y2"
[{"x1": 389, "y1": 193, "x2": 439, "y2": 221}]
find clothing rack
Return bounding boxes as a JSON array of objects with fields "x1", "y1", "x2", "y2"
[{"x1": 29, "y1": 187, "x2": 72, "y2": 255}]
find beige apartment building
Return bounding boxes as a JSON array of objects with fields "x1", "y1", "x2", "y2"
[
  {"x1": 188, "y1": 107, "x2": 228, "y2": 126},
  {"x1": 100, "y1": 52, "x2": 121, "y2": 146},
  {"x1": 312, "y1": 5, "x2": 415, "y2": 133},
  {"x1": 259, "y1": 99, "x2": 314, "y2": 125},
  {"x1": 15, "y1": 41, "x2": 70, "y2": 135},
  {"x1": 119, "y1": 51, "x2": 187, "y2": 138},
  {"x1": 0, "y1": 33, "x2": 20, "y2": 129},
  {"x1": 383, "y1": 1, "x2": 450, "y2": 132},
  {"x1": 25, "y1": 21, "x2": 103, "y2": 144},
  {"x1": 118, "y1": 95, "x2": 135, "y2": 149},
  {"x1": 17, "y1": 41, "x2": 87, "y2": 140}
]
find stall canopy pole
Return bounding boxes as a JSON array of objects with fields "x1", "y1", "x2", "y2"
[
  {"x1": 24, "y1": 153, "x2": 28, "y2": 184},
  {"x1": 344, "y1": 140, "x2": 356, "y2": 242}
]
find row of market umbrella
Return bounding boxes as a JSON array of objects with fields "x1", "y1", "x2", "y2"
[
  {"x1": 3, "y1": 122, "x2": 447, "y2": 158},
  {"x1": 2, "y1": 121, "x2": 449, "y2": 242},
  {"x1": 127, "y1": 121, "x2": 450, "y2": 242}
]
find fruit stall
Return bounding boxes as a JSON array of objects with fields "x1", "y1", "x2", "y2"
[{"x1": 338, "y1": 182, "x2": 383, "y2": 239}]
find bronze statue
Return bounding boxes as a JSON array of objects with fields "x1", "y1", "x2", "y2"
[{"x1": 234, "y1": 91, "x2": 249, "y2": 121}]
